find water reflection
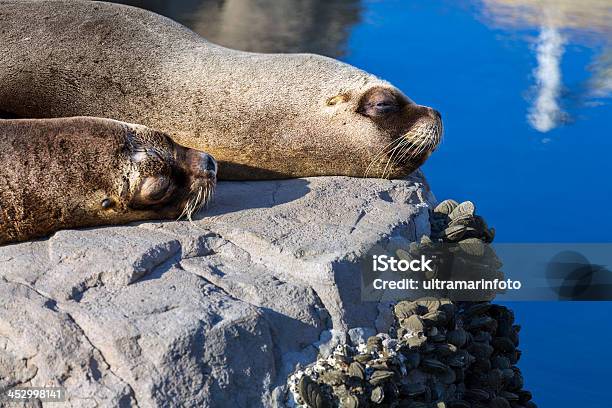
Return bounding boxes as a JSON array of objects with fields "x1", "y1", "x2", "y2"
[
  {"x1": 481, "y1": 0, "x2": 612, "y2": 132},
  {"x1": 108, "y1": 0, "x2": 362, "y2": 57},
  {"x1": 530, "y1": 27, "x2": 565, "y2": 132}
]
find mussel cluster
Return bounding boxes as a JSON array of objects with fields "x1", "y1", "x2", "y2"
[
  {"x1": 288, "y1": 299, "x2": 534, "y2": 408},
  {"x1": 398, "y1": 199, "x2": 503, "y2": 302},
  {"x1": 430, "y1": 200, "x2": 495, "y2": 244},
  {"x1": 287, "y1": 199, "x2": 535, "y2": 408}
]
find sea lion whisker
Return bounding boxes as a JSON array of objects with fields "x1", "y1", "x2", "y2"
[
  {"x1": 382, "y1": 138, "x2": 410, "y2": 178},
  {"x1": 380, "y1": 140, "x2": 405, "y2": 179},
  {"x1": 367, "y1": 136, "x2": 403, "y2": 171},
  {"x1": 364, "y1": 136, "x2": 404, "y2": 177},
  {"x1": 178, "y1": 178, "x2": 216, "y2": 223}
]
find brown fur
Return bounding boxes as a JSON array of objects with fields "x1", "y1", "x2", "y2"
[
  {"x1": 0, "y1": 0, "x2": 442, "y2": 180},
  {"x1": 0, "y1": 117, "x2": 216, "y2": 245}
]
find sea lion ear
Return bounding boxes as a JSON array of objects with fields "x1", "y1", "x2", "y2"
[
  {"x1": 326, "y1": 93, "x2": 350, "y2": 106},
  {"x1": 357, "y1": 87, "x2": 402, "y2": 117}
]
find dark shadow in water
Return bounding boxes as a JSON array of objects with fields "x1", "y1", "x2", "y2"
[
  {"x1": 105, "y1": 0, "x2": 362, "y2": 57},
  {"x1": 546, "y1": 250, "x2": 612, "y2": 300}
]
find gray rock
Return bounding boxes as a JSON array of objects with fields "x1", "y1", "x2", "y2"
[{"x1": 0, "y1": 174, "x2": 434, "y2": 407}]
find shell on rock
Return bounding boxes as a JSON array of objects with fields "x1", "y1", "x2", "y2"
[
  {"x1": 464, "y1": 388, "x2": 490, "y2": 401},
  {"x1": 517, "y1": 390, "x2": 533, "y2": 404},
  {"x1": 402, "y1": 314, "x2": 426, "y2": 333},
  {"x1": 500, "y1": 391, "x2": 519, "y2": 401},
  {"x1": 402, "y1": 382, "x2": 427, "y2": 396},
  {"x1": 368, "y1": 362, "x2": 390, "y2": 371},
  {"x1": 298, "y1": 376, "x2": 331, "y2": 408},
  {"x1": 403, "y1": 350, "x2": 421, "y2": 369},
  {"x1": 353, "y1": 353, "x2": 372, "y2": 364},
  {"x1": 437, "y1": 366, "x2": 457, "y2": 385},
  {"x1": 458, "y1": 238, "x2": 487, "y2": 257},
  {"x1": 339, "y1": 394, "x2": 361, "y2": 408},
  {"x1": 492, "y1": 337, "x2": 515, "y2": 353},
  {"x1": 442, "y1": 225, "x2": 470, "y2": 242},
  {"x1": 366, "y1": 336, "x2": 383, "y2": 352},
  {"x1": 489, "y1": 397, "x2": 511, "y2": 408},
  {"x1": 467, "y1": 342, "x2": 494, "y2": 360},
  {"x1": 439, "y1": 302, "x2": 457, "y2": 319},
  {"x1": 449, "y1": 201, "x2": 475, "y2": 220},
  {"x1": 447, "y1": 351, "x2": 470, "y2": 368},
  {"x1": 370, "y1": 386, "x2": 385, "y2": 404},
  {"x1": 434, "y1": 199, "x2": 459, "y2": 215},
  {"x1": 369, "y1": 370, "x2": 394, "y2": 385},
  {"x1": 466, "y1": 316, "x2": 497, "y2": 331},
  {"x1": 348, "y1": 362, "x2": 366, "y2": 380},
  {"x1": 394, "y1": 301, "x2": 420, "y2": 320},
  {"x1": 405, "y1": 335, "x2": 428, "y2": 349},
  {"x1": 447, "y1": 329, "x2": 468, "y2": 348},
  {"x1": 434, "y1": 343, "x2": 458, "y2": 357},
  {"x1": 487, "y1": 368, "x2": 503, "y2": 390},
  {"x1": 491, "y1": 356, "x2": 511, "y2": 370},
  {"x1": 422, "y1": 310, "x2": 447, "y2": 326},
  {"x1": 421, "y1": 357, "x2": 448, "y2": 373},
  {"x1": 465, "y1": 302, "x2": 492, "y2": 317},
  {"x1": 501, "y1": 368, "x2": 515, "y2": 381},
  {"x1": 320, "y1": 370, "x2": 347, "y2": 386},
  {"x1": 472, "y1": 331, "x2": 493, "y2": 343},
  {"x1": 421, "y1": 235, "x2": 434, "y2": 245},
  {"x1": 415, "y1": 297, "x2": 442, "y2": 312}
]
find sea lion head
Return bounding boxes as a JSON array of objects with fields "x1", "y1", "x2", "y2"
[
  {"x1": 0, "y1": 117, "x2": 217, "y2": 245},
  {"x1": 198, "y1": 54, "x2": 443, "y2": 179},
  {"x1": 104, "y1": 122, "x2": 218, "y2": 223},
  {"x1": 346, "y1": 84, "x2": 442, "y2": 178}
]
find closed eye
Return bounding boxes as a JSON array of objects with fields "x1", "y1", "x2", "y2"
[{"x1": 135, "y1": 176, "x2": 174, "y2": 204}]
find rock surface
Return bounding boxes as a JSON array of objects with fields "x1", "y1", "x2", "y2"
[{"x1": 0, "y1": 173, "x2": 434, "y2": 407}]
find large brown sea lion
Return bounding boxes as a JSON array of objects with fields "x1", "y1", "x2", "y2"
[
  {"x1": 0, "y1": 117, "x2": 216, "y2": 245},
  {"x1": 0, "y1": 0, "x2": 442, "y2": 180}
]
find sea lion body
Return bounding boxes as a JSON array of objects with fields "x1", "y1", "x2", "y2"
[
  {"x1": 0, "y1": 0, "x2": 442, "y2": 179},
  {"x1": 0, "y1": 117, "x2": 216, "y2": 245}
]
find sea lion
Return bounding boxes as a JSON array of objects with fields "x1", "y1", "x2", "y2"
[
  {"x1": 0, "y1": 117, "x2": 217, "y2": 245},
  {"x1": 0, "y1": 0, "x2": 442, "y2": 180}
]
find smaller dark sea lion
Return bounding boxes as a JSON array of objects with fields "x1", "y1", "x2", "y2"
[{"x1": 0, "y1": 117, "x2": 217, "y2": 245}]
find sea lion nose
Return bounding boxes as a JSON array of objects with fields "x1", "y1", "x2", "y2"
[
  {"x1": 199, "y1": 153, "x2": 217, "y2": 180},
  {"x1": 183, "y1": 149, "x2": 217, "y2": 179},
  {"x1": 428, "y1": 108, "x2": 442, "y2": 121},
  {"x1": 424, "y1": 106, "x2": 442, "y2": 121},
  {"x1": 204, "y1": 155, "x2": 216, "y2": 172}
]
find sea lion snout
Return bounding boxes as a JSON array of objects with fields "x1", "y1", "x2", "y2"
[
  {"x1": 175, "y1": 148, "x2": 217, "y2": 221},
  {"x1": 183, "y1": 149, "x2": 218, "y2": 180},
  {"x1": 360, "y1": 86, "x2": 443, "y2": 178},
  {"x1": 426, "y1": 107, "x2": 442, "y2": 121}
]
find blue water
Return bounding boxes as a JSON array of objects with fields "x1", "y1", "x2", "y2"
[{"x1": 343, "y1": 1, "x2": 612, "y2": 406}]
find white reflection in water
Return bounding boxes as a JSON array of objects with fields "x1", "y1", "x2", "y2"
[
  {"x1": 529, "y1": 27, "x2": 565, "y2": 132},
  {"x1": 481, "y1": 0, "x2": 612, "y2": 133}
]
